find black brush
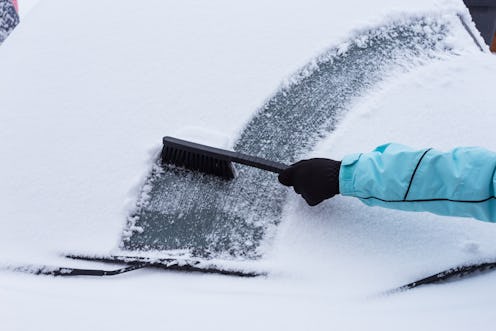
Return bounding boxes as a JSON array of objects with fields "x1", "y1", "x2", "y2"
[{"x1": 161, "y1": 136, "x2": 288, "y2": 179}]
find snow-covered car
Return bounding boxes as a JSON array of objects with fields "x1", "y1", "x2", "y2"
[{"x1": 1, "y1": 1, "x2": 495, "y2": 330}]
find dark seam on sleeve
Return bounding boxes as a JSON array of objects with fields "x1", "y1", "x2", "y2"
[
  {"x1": 358, "y1": 196, "x2": 496, "y2": 203},
  {"x1": 403, "y1": 148, "x2": 432, "y2": 201}
]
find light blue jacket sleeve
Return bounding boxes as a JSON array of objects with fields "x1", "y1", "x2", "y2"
[{"x1": 339, "y1": 143, "x2": 496, "y2": 222}]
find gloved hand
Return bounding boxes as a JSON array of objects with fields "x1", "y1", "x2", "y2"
[{"x1": 278, "y1": 158, "x2": 341, "y2": 206}]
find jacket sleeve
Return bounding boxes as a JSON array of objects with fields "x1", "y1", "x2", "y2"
[{"x1": 339, "y1": 143, "x2": 496, "y2": 222}]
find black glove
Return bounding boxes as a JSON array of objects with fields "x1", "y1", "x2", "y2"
[{"x1": 278, "y1": 158, "x2": 341, "y2": 206}]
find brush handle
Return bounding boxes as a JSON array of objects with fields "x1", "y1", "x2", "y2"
[
  {"x1": 163, "y1": 136, "x2": 288, "y2": 174},
  {"x1": 230, "y1": 152, "x2": 288, "y2": 174}
]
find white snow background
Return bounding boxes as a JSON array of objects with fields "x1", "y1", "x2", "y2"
[{"x1": 1, "y1": 0, "x2": 496, "y2": 330}]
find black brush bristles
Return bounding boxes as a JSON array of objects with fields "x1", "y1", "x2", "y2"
[{"x1": 161, "y1": 137, "x2": 236, "y2": 180}]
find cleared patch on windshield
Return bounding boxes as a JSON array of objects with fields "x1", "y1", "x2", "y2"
[{"x1": 121, "y1": 15, "x2": 461, "y2": 260}]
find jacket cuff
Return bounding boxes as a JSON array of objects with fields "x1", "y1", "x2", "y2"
[{"x1": 339, "y1": 153, "x2": 361, "y2": 196}]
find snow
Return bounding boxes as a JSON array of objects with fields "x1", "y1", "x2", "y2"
[
  {"x1": 17, "y1": 0, "x2": 40, "y2": 17},
  {"x1": 1, "y1": 0, "x2": 496, "y2": 330}
]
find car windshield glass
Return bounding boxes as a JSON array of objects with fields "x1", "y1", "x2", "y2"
[{"x1": 120, "y1": 15, "x2": 464, "y2": 262}]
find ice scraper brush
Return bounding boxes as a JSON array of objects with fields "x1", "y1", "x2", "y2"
[{"x1": 161, "y1": 136, "x2": 288, "y2": 179}]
